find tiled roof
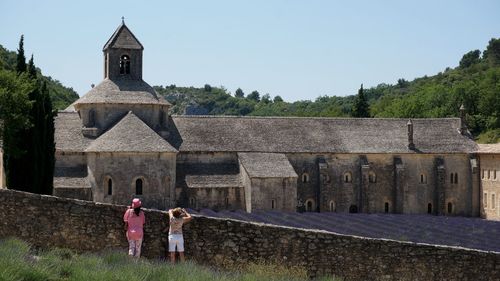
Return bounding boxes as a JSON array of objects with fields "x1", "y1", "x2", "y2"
[
  {"x1": 54, "y1": 112, "x2": 93, "y2": 153},
  {"x1": 476, "y1": 143, "x2": 500, "y2": 154},
  {"x1": 185, "y1": 175, "x2": 241, "y2": 188},
  {"x1": 53, "y1": 166, "x2": 90, "y2": 188},
  {"x1": 103, "y1": 22, "x2": 143, "y2": 51},
  {"x1": 73, "y1": 78, "x2": 170, "y2": 106},
  {"x1": 238, "y1": 152, "x2": 298, "y2": 178},
  {"x1": 169, "y1": 116, "x2": 478, "y2": 154},
  {"x1": 85, "y1": 111, "x2": 178, "y2": 153}
]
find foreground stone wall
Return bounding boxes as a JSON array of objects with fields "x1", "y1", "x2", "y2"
[{"x1": 0, "y1": 189, "x2": 498, "y2": 280}]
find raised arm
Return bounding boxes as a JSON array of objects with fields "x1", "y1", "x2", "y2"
[{"x1": 182, "y1": 208, "x2": 192, "y2": 223}]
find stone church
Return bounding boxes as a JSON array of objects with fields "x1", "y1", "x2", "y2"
[{"x1": 54, "y1": 21, "x2": 483, "y2": 216}]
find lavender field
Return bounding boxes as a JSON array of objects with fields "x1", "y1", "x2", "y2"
[{"x1": 191, "y1": 209, "x2": 500, "y2": 253}]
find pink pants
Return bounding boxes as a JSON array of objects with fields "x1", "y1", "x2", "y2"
[{"x1": 128, "y1": 239, "x2": 143, "y2": 257}]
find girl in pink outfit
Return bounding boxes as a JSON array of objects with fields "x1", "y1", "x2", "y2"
[{"x1": 123, "y1": 198, "x2": 145, "y2": 257}]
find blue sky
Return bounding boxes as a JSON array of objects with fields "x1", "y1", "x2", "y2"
[{"x1": 1, "y1": 0, "x2": 499, "y2": 101}]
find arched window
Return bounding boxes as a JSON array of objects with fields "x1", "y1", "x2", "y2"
[
  {"x1": 454, "y1": 173, "x2": 458, "y2": 184},
  {"x1": 420, "y1": 174, "x2": 427, "y2": 184},
  {"x1": 271, "y1": 199, "x2": 275, "y2": 209},
  {"x1": 322, "y1": 174, "x2": 330, "y2": 184},
  {"x1": 427, "y1": 203, "x2": 432, "y2": 214},
  {"x1": 482, "y1": 169, "x2": 485, "y2": 179},
  {"x1": 384, "y1": 202, "x2": 389, "y2": 213},
  {"x1": 447, "y1": 202, "x2": 453, "y2": 214},
  {"x1": 492, "y1": 194, "x2": 496, "y2": 209},
  {"x1": 302, "y1": 173, "x2": 309, "y2": 183},
  {"x1": 349, "y1": 205, "x2": 358, "y2": 213},
  {"x1": 329, "y1": 201, "x2": 336, "y2": 212},
  {"x1": 119, "y1": 55, "x2": 130, "y2": 74},
  {"x1": 344, "y1": 172, "x2": 352, "y2": 183},
  {"x1": 369, "y1": 171, "x2": 377, "y2": 183},
  {"x1": 487, "y1": 170, "x2": 491, "y2": 179},
  {"x1": 107, "y1": 178, "x2": 112, "y2": 195},
  {"x1": 494, "y1": 170, "x2": 497, "y2": 180},
  {"x1": 484, "y1": 193, "x2": 488, "y2": 208},
  {"x1": 135, "y1": 178, "x2": 143, "y2": 195},
  {"x1": 450, "y1": 173, "x2": 454, "y2": 184},
  {"x1": 305, "y1": 199, "x2": 315, "y2": 212}
]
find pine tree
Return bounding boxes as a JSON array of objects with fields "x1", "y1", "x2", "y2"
[
  {"x1": 352, "y1": 84, "x2": 370, "y2": 118},
  {"x1": 16, "y1": 35, "x2": 26, "y2": 74}
]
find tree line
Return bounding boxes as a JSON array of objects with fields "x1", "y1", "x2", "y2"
[
  {"x1": 0, "y1": 36, "x2": 55, "y2": 193},
  {"x1": 156, "y1": 38, "x2": 500, "y2": 143}
]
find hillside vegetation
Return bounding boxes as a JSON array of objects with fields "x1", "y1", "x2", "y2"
[
  {"x1": 0, "y1": 238, "x2": 337, "y2": 281},
  {"x1": 155, "y1": 38, "x2": 500, "y2": 143},
  {"x1": 0, "y1": 44, "x2": 79, "y2": 110}
]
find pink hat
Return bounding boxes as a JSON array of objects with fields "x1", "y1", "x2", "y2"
[{"x1": 131, "y1": 198, "x2": 142, "y2": 208}]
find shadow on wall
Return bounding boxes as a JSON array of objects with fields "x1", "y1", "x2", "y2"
[{"x1": 0, "y1": 189, "x2": 498, "y2": 280}]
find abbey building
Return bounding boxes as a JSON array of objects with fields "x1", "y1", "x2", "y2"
[{"x1": 54, "y1": 22, "x2": 494, "y2": 218}]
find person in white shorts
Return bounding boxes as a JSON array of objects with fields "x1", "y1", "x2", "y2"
[{"x1": 168, "y1": 207, "x2": 192, "y2": 262}]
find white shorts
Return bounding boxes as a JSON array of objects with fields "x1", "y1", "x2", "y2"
[{"x1": 168, "y1": 234, "x2": 184, "y2": 252}]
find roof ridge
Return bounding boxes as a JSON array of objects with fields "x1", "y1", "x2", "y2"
[{"x1": 172, "y1": 115, "x2": 460, "y2": 121}]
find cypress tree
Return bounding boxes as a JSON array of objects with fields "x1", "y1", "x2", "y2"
[
  {"x1": 16, "y1": 35, "x2": 27, "y2": 74},
  {"x1": 27, "y1": 55, "x2": 37, "y2": 79},
  {"x1": 352, "y1": 84, "x2": 370, "y2": 118},
  {"x1": 40, "y1": 82, "x2": 55, "y2": 195}
]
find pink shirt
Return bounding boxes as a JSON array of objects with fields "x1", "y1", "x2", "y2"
[{"x1": 123, "y1": 209, "x2": 145, "y2": 240}]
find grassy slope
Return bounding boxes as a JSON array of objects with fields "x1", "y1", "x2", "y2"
[{"x1": 0, "y1": 238, "x2": 337, "y2": 281}]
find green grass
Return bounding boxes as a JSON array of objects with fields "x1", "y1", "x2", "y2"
[{"x1": 0, "y1": 238, "x2": 339, "y2": 281}]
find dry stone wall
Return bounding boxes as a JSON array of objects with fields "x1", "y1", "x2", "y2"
[{"x1": 0, "y1": 189, "x2": 498, "y2": 280}]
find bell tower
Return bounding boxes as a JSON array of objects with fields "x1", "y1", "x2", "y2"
[{"x1": 103, "y1": 18, "x2": 144, "y2": 80}]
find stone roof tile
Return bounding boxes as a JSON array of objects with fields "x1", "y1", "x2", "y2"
[
  {"x1": 185, "y1": 175, "x2": 242, "y2": 188},
  {"x1": 54, "y1": 112, "x2": 93, "y2": 152},
  {"x1": 103, "y1": 22, "x2": 143, "y2": 51},
  {"x1": 85, "y1": 111, "x2": 178, "y2": 153},
  {"x1": 169, "y1": 116, "x2": 478, "y2": 154},
  {"x1": 73, "y1": 78, "x2": 170, "y2": 107},
  {"x1": 476, "y1": 143, "x2": 500, "y2": 154},
  {"x1": 238, "y1": 152, "x2": 298, "y2": 178}
]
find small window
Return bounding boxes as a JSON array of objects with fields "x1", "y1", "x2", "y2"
[
  {"x1": 384, "y1": 202, "x2": 389, "y2": 213},
  {"x1": 305, "y1": 199, "x2": 314, "y2": 212},
  {"x1": 119, "y1": 55, "x2": 130, "y2": 74},
  {"x1": 420, "y1": 174, "x2": 427, "y2": 184},
  {"x1": 271, "y1": 199, "x2": 275, "y2": 209},
  {"x1": 494, "y1": 170, "x2": 497, "y2": 180},
  {"x1": 225, "y1": 197, "x2": 229, "y2": 207},
  {"x1": 135, "y1": 178, "x2": 143, "y2": 195},
  {"x1": 492, "y1": 194, "x2": 496, "y2": 209},
  {"x1": 349, "y1": 205, "x2": 358, "y2": 213},
  {"x1": 329, "y1": 201, "x2": 335, "y2": 212},
  {"x1": 450, "y1": 173, "x2": 454, "y2": 184},
  {"x1": 322, "y1": 174, "x2": 330, "y2": 184},
  {"x1": 454, "y1": 173, "x2": 458, "y2": 184},
  {"x1": 88, "y1": 109, "x2": 95, "y2": 127},
  {"x1": 302, "y1": 173, "x2": 309, "y2": 183},
  {"x1": 107, "y1": 178, "x2": 112, "y2": 195},
  {"x1": 484, "y1": 193, "x2": 488, "y2": 208},
  {"x1": 369, "y1": 172, "x2": 376, "y2": 183},
  {"x1": 482, "y1": 169, "x2": 485, "y2": 179},
  {"x1": 189, "y1": 197, "x2": 196, "y2": 208},
  {"x1": 447, "y1": 202, "x2": 453, "y2": 214},
  {"x1": 487, "y1": 170, "x2": 491, "y2": 179},
  {"x1": 344, "y1": 172, "x2": 352, "y2": 183},
  {"x1": 427, "y1": 203, "x2": 432, "y2": 214}
]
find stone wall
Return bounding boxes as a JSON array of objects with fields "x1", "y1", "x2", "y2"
[
  {"x1": 480, "y1": 153, "x2": 500, "y2": 220},
  {"x1": 0, "y1": 189, "x2": 498, "y2": 280}
]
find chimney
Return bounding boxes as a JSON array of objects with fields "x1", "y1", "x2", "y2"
[
  {"x1": 407, "y1": 119, "x2": 415, "y2": 150},
  {"x1": 459, "y1": 104, "x2": 467, "y2": 135}
]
